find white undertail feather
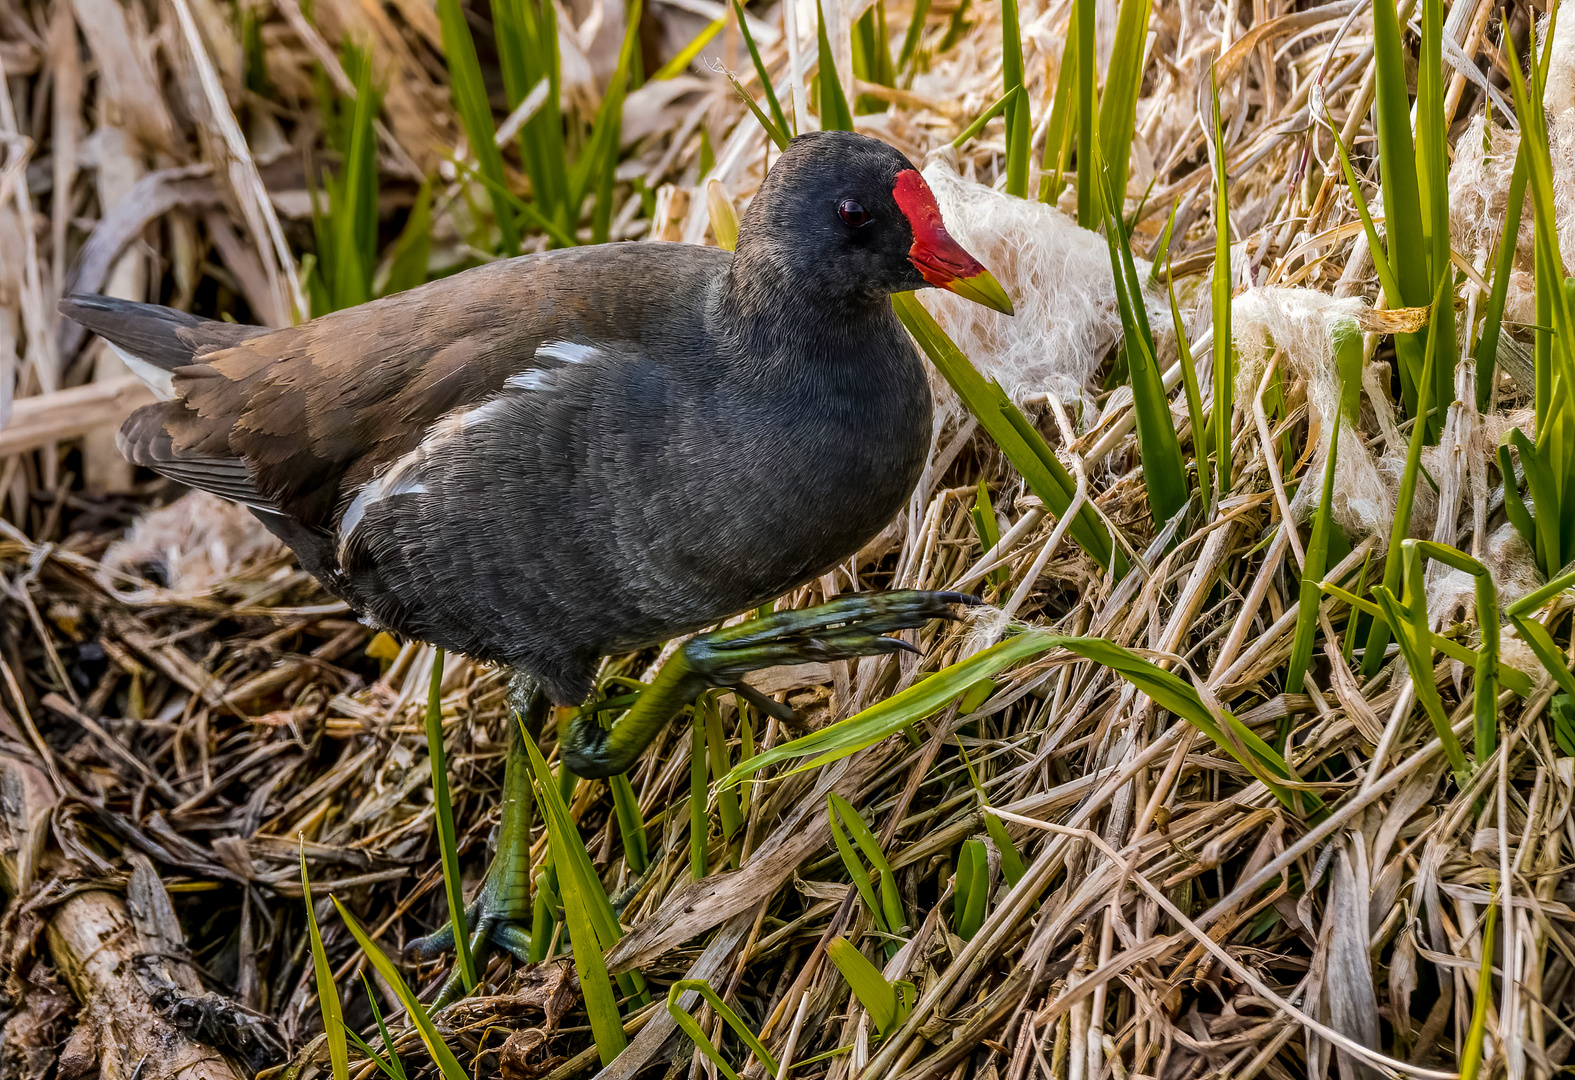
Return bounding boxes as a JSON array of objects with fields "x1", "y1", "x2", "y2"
[{"x1": 111, "y1": 343, "x2": 177, "y2": 401}]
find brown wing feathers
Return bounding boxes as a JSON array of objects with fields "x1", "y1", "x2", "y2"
[
  {"x1": 63, "y1": 264, "x2": 549, "y2": 529},
  {"x1": 114, "y1": 407, "x2": 275, "y2": 509}
]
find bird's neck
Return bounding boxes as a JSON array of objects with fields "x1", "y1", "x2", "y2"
[{"x1": 717, "y1": 248, "x2": 898, "y2": 363}]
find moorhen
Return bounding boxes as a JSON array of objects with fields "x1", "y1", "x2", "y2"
[{"x1": 62, "y1": 129, "x2": 1012, "y2": 990}]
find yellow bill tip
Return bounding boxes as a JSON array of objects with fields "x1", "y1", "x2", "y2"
[{"x1": 943, "y1": 269, "x2": 1015, "y2": 316}]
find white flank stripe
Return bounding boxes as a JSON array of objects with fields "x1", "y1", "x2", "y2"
[
  {"x1": 505, "y1": 369, "x2": 556, "y2": 391},
  {"x1": 536, "y1": 340, "x2": 598, "y2": 365}
]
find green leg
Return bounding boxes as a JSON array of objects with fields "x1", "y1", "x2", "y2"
[
  {"x1": 409, "y1": 677, "x2": 545, "y2": 1005},
  {"x1": 409, "y1": 590, "x2": 974, "y2": 1000},
  {"x1": 560, "y1": 590, "x2": 976, "y2": 779}
]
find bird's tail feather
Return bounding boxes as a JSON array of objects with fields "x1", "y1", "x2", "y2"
[{"x1": 58, "y1": 294, "x2": 268, "y2": 399}]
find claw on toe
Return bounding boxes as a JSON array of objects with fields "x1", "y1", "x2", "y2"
[{"x1": 733, "y1": 681, "x2": 796, "y2": 722}]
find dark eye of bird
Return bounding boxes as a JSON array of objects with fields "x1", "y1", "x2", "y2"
[{"x1": 838, "y1": 199, "x2": 870, "y2": 227}]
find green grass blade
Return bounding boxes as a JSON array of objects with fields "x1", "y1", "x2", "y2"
[
  {"x1": 690, "y1": 710, "x2": 709, "y2": 879},
  {"x1": 937, "y1": 0, "x2": 973, "y2": 54},
  {"x1": 491, "y1": 0, "x2": 533, "y2": 108},
  {"x1": 491, "y1": 0, "x2": 570, "y2": 229},
  {"x1": 731, "y1": 0, "x2": 792, "y2": 139},
  {"x1": 952, "y1": 86, "x2": 1020, "y2": 149},
  {"x1": 954, "y1": 843, "x2": 972, "y2": 921},
  {"x1": 1039, "y1": 34, "x2": 1077, "y2": 204},
  {"x1": 955, "y1": 838, "x2": 989, "y2": 938},
  {"x1": 525, "y1": 731, "x2": 647, "y2": 997},
  {"x1": 1328, "y1": 123, "x2": 1403, "y2": 309},
  {"x1": 1097, "y1": 148, "x2": 1189, "y2": 526},
  {"x1": 1458, "y1": 903, "x2": 1498, "y2": 1080},
  {"x1": 1167, "y1": 257, "x2": 1210, "y2": 511},
  {"x1": 1499, "y1": 444, "x2": 1538, "y2": 555},
  {"x1": 382, "y1": 181, "x2": 432, "y2": 297},
  {"x1": 301, "y1": 846, "x2": 348, "y2": 1080},
  {"x1": 1000, "y1": 0, "x2": 1028, "y2": 196},
  {"x1": 521, "y1": 734, "x2": 625, "y2": 956},
  {"x1": 332, "y1": 899, "x2": 469, "y2": 1080},
  {"x1": 1362, "y1": 279, "x2": 1448, "y2": 677},
  {"x1": 1370, "y1": 0, "x2": 1428, "y2": 310},
  {"x1": 852, "y1": 1, "x2": 894, "y2": 112},
  {"x1": 1341, "y1": 556, "x2": 1371, "y2": 662},
  {"x1": 701, "y1": 692, "x2": 743, "y2": 863},
  {"x1": 609, "y1": 772, "x2": 648, "y2": 874},
  {"x1": 1536, "y1": 240, "x2": 1555, "y2": 427},
  {"x1": 970, "y1": 481, "x2": 1007, "y2": 588},
  {"x1": 1096, "y1": 0, "x2": 1152, "y2": 215},
  {"x1": 1510, "y1": 611, "x2": 1575, "y2": 702},
  {"x1": 829, "y1": 794, "x2": 903, "y2": 936},
  {"x1": 1047, "y1": 635, "x2": 1320, "y2": 816},
  {"x1": 457, "y1": 161, "x2": 580, "y2": 249},
  {"x1": 727, "y1": 627, "x2": 1315, "y2": 817},
  {"x1": 653, "y1": 13, "x2": 726, "y2": 79},
  {"x1": 1072, "y1": 0, "x2": 1096, "y2": 227},
  {"x1": 896, "y1": 0, "x2": 931, "y2": 73},
  {"x1": 872, "y1": 0, "x2": 895, "y2": 85},
  {"x1": 816, "y1": 0, "x2": 855, "y2": 131},
  {"x1": 1319, "y1": 580, "x2": 1533, "y2": 697},
  {"x1": 1505, "y1": 33, "x2": 1575, "y2": 426},
  {"x1": 1371, "y1": 585, "x2": 1470, "y2": 783},
  {"x1": 362, "y1": 973, "x2": 408, "y2": 1080},
  {"x1": 1148, "y1": 198, "x2": 1177, "y2": 278},
  {"x1": 981, "y1": 813, "x2": 1024, "y2": 886},
  {"x1": 669, "y1": 980, "x2": 781, "y2": 1078},
  {"x1": 1416, "y1": 0, "x2": 1456, "y2": 423},
  {"x1": 1511, "y1": 426, "x2": 1561, "y2": 573},
  {"x1": 826, "y1": 938, "x2": 904, "y2": 1034},
  {"x1": 708, "y1": 181, "x2": 743, "y2": 251},
  {"x1": 332, "y1": 46, "x2": 377, "y2": 309},
  {"x1": 828, "y1": 797, "x2": 889, "y2": 936},
  {"x1": 1505, "y1": 566, "x2": 1575, "y2": 617},
  {"x1": 346, "y1": 1032, "x2": 395, "y2": 1080},
  {"x1": 1209, "y1": 69, "x2": 1233, "y2": 494},
  {"x1": 1409, "y1": 541, "x2": 1499, "y2": 757},
  {"x1": 568, "y1": 0, "x2": 643, "y2": 243},
  {"x1": 970, "y1": 479, "x2": 1000, "y2": 554},
  {"x1": 423, "y1": 650, "x2": 475, "y2": 992},
  {"x1": 892, "y1": 293, "x2": 1119, "y2": 569},
  {"x1": 1327, "y1": 120, "x2": 1426, "y2": 419},
  {"x1": 1475, "y1": 146, "x2": 1527, "y2": 411},
  {"x1": 727, "y1": 73, "x2": 791, "y2": 150},
  {"x1": 529, "y1": 867, "x2": 558, "y2": 963},
  {"x1": 1286, "y1": 424, "x2": 1340, "y2": 698},
  {"x1": 719, "y1": 631, "x2": 1063, "y2": 785},
  {"x1": 436, "y1": 0, "x2": 520, "y2": 255},
  {"x1": 522, "y1": 734, "x2": 631, "y2": 1061},
  {"x1": 955, "y1": 743, "x2": 1025, "y2": 884},
  {"x1": 1368, "y1": 0, "x2": 1437, "y2": 427}
]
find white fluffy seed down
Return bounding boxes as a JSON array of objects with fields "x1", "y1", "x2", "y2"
[
  {"x1": 916, "y1": 151, "x2": 1148, "y2": 435},
  {"x1": 1232, "y1": 288, "x2": 1396, "y2": 543}
]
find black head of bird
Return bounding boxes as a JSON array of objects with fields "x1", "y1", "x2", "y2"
[{"x1": 727, "y1": 130, "x2": 1013, "y2": 316}]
